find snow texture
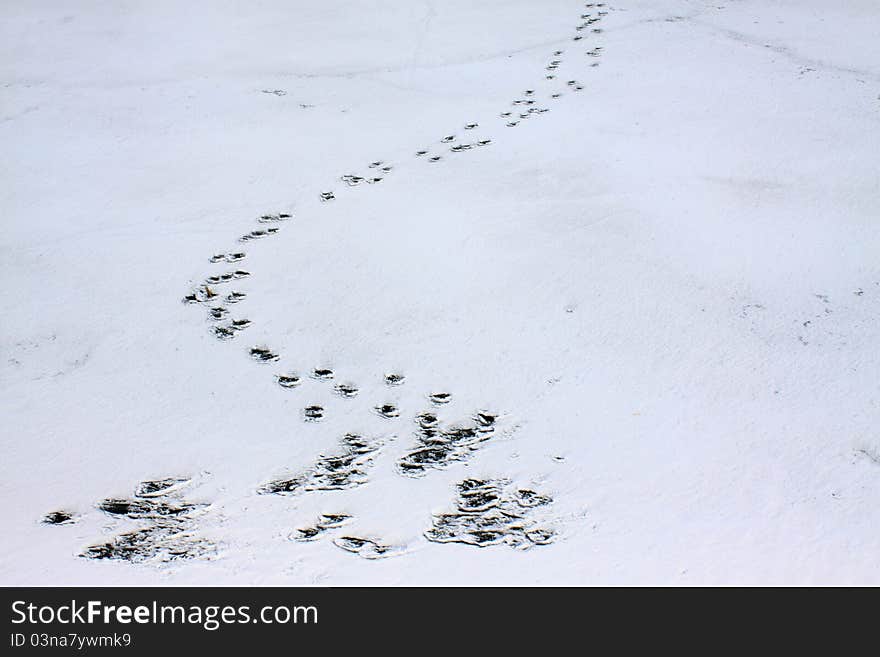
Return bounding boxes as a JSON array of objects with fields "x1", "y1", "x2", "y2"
[{"x1": 2, "y1": 1, "x2": 880, "y2": 585}]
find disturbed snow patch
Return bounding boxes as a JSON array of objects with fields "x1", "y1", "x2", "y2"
[
  {"x1": 78, "y1": 477, "x2": 215, "y2": 564},
  {"x1": 397, "y1": 411, "x2": 500, "y2": 476},
  {"x1": 259, "y1": 433, "x2": 388, "y2": 494},
  {"x1": 425, "y1": 478, "x2": 555, "y2": 550}
]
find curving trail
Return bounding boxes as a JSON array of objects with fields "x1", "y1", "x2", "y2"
[{"x1": 47, "y1": 2, "x2": 611, "y2": 566}]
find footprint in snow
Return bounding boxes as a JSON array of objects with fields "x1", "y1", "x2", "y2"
[{"x1": 167, "y1": 4, "x2": 608, "y2": 567}]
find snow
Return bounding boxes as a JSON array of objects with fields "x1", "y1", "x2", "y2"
[{"x1": 2, "y1": 0, "x2": 879, "y2": 585}]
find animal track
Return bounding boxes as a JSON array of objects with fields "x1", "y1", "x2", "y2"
[
  {"x1": 397, "y1": 410, "x2": 498, "y2": 476},
  {"x1": 49, "y1": 4, "x2": 608, "y2": 569},
  {"x1": 135, "y1": 477, "x2": 190, "y2": 498},
  {"x1": 80, "y1": 478, "x2": 213, "y2": 564},
  {"x1": 739, "y1": 282, "x2": 878, "y2": 348},
  {"x1": 290, "y1": 513, "x2": 353, "y2": 542},
  {"x1": 333, "y1": 536, "x2": 400, "y2": 560},
  {"x1": 210, "y1": 317, "x2": 250, "y2": 340},
  {"x1": 96, "y1": 497, "x2": 203, "y2": 520},
  {"x1": 260, "y1": 433, "x2": 386, "y2": 494},
  {"x1": 303, "y1": 405, "x2": 325, "y2": 422},
  {"x1": 81, "y1": 526, "x2": 213, "y2": 564},
  {"x1": 289, "y1": 514, "x2": 401, "y2": 561},
  {"x1": 341, "y1": 174, "x2": 365, "y2": 186},
  {"x1": 374, "y1": 403, "x2": 400, "y2": 419},
  {"x1": 210, "y1": 252, "x2": 246, "y2": 263},
  {"x1": 42, "y1": 510, "x2": 76, "y2": 525},
  {"x1": 205, "y1": 270, "x2": 250, "y2": 285},
  {"x1": 211, "y1": 325, "x2": 234, "y2": 340},
  {"x1": 239, "y1": 228, "x2": 279, "y2": 242},
  {"x1": 384, "y1": 373, "x2": 405, "y2": 386},
  {"x1": 208, "y1": 307, "x2": 229, "y2": 321},
  {"x1": 162, "y1": 4, "x2": 607, "y2": 570},
  {"x1": 249, "y1": 346, "x2": 280, "y2": 363},
  {"x1": 334, "y1": 383, "x2": 359, "y2": 398},
  {"x1": 258, "y1": 213, "x2": 291, "y2": 223},
  {"x1": 182, "y1": 286, "x2": 218, "y2": 304},
  {"x1": 425, "y1": 478, "x2": 554, "y2": 549},
  {"x1": 226, "y1": 291, "x2": 246, "y2": 304},
  {"x1": 311, "y1": 368, "x2": 334, "y2": 381},
  {"x1": 428, "y1": 392, "x2": 452, "y2": 406},
  {"x1": 416, "y1": 411, "x2": 439, "y2": 430},
  {"x1": 276, "y1": 373, "x2": 302, "y2": 388}
]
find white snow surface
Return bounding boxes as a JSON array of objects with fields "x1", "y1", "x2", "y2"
[{"x1": 2, "y1": 0, "x2": 879, "y2": 585}]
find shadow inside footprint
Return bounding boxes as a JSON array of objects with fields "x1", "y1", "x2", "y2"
[
  {"x1": 425, "y1": 478, "x2": 554, "y2": 550},
  {"x1": 42, "y1": 511, "x2": 76, "y2": 525},
  {"x1": 277, "y1": 374, "x2": 301, "y2": 388},
  {"x1": 260, "y1": 433, "x2": 384, "y2": 495},
  {"x1": 80, "y1": 478, "x2": 213, "y2": 564},
  {"x1": 135, "y1": 477, "x2": 190, "y2": 498},
  {"x1": 290, "y1": 513, "x2": 353, "y2": 542},
  {"x1": 334, "y1": 383, "x2": 358, "y2": 398},
  {"x1": 250, "y1": 346, "x2": 280, "y2": 363},
  {"x1": 428, "y1": 392, "x2": 452, "y2": 406},
  {"x1": 311, "y1": 368, "x2": 334, "y2": 381},
  {"x1": 333, "y1": 536, "x2": 399, "y2": 559},
  {"x1": 398, "y1": 411, "x2": 498, "y2": 476},
  {"x1": 240, "y1": 228, "x2": 279, "y2": 242},
  {"x1": 303, "y1": 405, "x2": 325, "y2": 422},
  {"x1": 375, "y1": 404, "x2": 400, "y2": 419}
]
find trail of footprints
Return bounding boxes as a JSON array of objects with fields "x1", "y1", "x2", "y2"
[
  {"x1": 43, "y1": 477, "x2": 215, "y2": 564},
  {"x1": 46, "y1": 4, "x2": 608, "y2": 564},
  {"x1": 398, "y1": 410, "x2": 499, "y2": 476},
  {"x1": 259, "y1": 432, "x2": 386, "y2": 494},
  {"x1": 283, "y1": 476, "x2": 556, "y2": 558},
  {"x1": 738, "y1": 284, "x2": 879, "y2": 348},
  {"x1": 426, "y1": 478, "x2": 555, "y2": 549}
]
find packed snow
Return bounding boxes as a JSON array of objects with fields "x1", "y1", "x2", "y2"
[{"x1": 2, "y1": 0, "x2": 879, "y2": 585}]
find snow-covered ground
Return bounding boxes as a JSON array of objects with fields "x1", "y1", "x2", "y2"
[{"x1": 2, "y1": 0, "x2": 879, "y2": 585}]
